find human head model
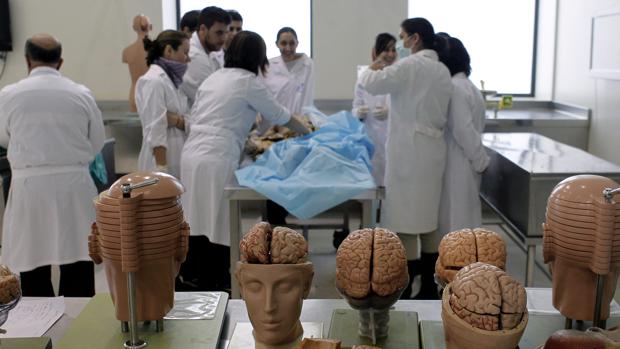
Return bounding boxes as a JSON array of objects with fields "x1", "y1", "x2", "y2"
[
  {"x1": 236, "y1": 222, "x2": 313, "y2": 346},
  {"x1": 132, "y1": 14, "x2": 152, "y2": 37}
]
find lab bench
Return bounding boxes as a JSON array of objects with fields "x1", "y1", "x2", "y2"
[{"x1": 480, "y1": 132, "x2": 620, "y2": 287}]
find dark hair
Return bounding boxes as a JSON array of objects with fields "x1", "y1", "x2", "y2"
[
  {"x1": 225, "y1": 31, "x2": 268, "y2": 76},
  {"x1": 374, "y1": 33, "x2": 396, "y2": 56},
  {"x1": 198, "y1": 6, "x2": 231, "y2": 29},
  {"x1": 180, "y1": 10, "x2": 200, "y2": 32},
  {"x1": 228, "y1": 10, "x2": 243, "y2": 22},
  {"x1": 143, "y1": 30, "x2": 189, "y2": 65},
  {"x1": 401, "y1": 17, "x2": 443, "y2": 51},
  {"x1": 25, "y1": 39, "x2": 62, "y2": 64},
  {"x1": 442, "y1": 36, "x2": 472, "y2": 77},
  {"x1": 276, "y1": 27, "x2": 297, "y2": 42}
]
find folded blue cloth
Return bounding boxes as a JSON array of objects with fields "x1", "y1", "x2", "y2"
[{"x1": 235, "y1": 111, "x2": 376, "y2": 219}]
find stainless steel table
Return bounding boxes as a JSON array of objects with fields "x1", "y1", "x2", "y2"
[
  {"x1": 481, "y1": 132, "x2": 620, "y2": 286},
  {"x1": 225, "y1": 183, "x2": 384, "y2": 298}
]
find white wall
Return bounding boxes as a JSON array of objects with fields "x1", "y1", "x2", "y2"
[
  {"x1": 0, "y1": 0, "x2": 162, "y2": 100},
  {"x1": 312, "y1": 0, "x2": 407, "y2": 99},
  {"x1": 554, "y1": 0, "x2": 620, "y2": 164}
]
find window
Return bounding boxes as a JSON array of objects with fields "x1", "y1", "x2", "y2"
[
  {"x1": 178, "y1": 0, "x2": 312, "y2": 60},
  {"x1": 408, "y1": 0, "x2": 538, "y2": 95}
]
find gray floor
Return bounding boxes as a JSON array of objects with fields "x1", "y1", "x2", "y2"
[{"x1": 88, "y1": 202, "x2": 552, "y2": 298}]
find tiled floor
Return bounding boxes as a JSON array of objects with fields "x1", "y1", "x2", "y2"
[{"x1": 89, "y1": 202, "x2": 552, "y2": 298}]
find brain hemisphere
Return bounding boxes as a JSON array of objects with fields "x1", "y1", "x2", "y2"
[
  {"x1": 239, "y1": 222, "x2": 308, "y2": 264},
  {"x1": 449, "y1": 262, "x2": 526, "y2": 331},
  {"x1": 336, "y1": 228, "x2": 407, "y2": 298},
  {"x1": 271, "y1": 227, "x2": 308, "y2": 264},
  {"x1": 436, "y1": 229, "x2": 506, "y2": 283}
]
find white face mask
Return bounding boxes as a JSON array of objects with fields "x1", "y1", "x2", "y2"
[{"x1": 395, "y1": 39, "x2": 410, "y2": 59}]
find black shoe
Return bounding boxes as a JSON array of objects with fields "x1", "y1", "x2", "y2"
[
  {"x1": 413, "y1": 252, "x2": 440, "y2": 300},
  {"x1": 332, "y1": 228, "x2": 350, "y2": 249}
]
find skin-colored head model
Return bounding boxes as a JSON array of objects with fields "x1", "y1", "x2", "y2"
[
  {"x1": 122, "y1": 15, "x2": 152, "y2": 112},
  {"x1": 237, "y1": 222, "x2": 314, "y2": 346}
]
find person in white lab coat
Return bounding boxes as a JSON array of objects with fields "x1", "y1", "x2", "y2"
[
  {"x1": 263, "y1": 27, "x2": 314, "y2": 115},
  {"x1": 262, "y1": 27, "x2": 315, "y2": 225},
  {"x1": 136, "y1": 30, "x2": 190, "y2": 179},
  {"x1": 438, "y1": 35, "x2": 490, "y2": 235},
  {"x1": 359, "y1": 18, "x2": 452, "y2": 299},
  {"x1": 180, "y1": 6, "x2": 230, "y2": 106},
  {"x1": 0, "y1": 34, "x2": 105, "y2": 297},
  {"x1": 179, "y1": 10, "x2": 200, "y2": 36},
  {"x1": 213, "y1": 10, "x2": 244, "y2": 68},
  {"x1": 352, "y1": 33, "x2": 397, "y2": 186},
  {"x1": 179, "y1": 31, "x2": 310, "y2": 291}
]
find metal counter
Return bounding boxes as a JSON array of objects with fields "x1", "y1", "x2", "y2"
[
  {"x1": 225, "y1": 182, "x2": 384, "y2": 299},
  {"x1": 481, "y1": 132, "x2": 620, "y2": 286}
]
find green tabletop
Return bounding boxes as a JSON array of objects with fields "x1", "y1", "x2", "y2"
[
  {"x1": 55, "y1": 293, "x2": 228, "y2": 349},
  {"x1": 329, "y1": 308, "x2": 419, "y2": 349},
  {"x1": 0, "y1": 337, "x2": 51, "y2": 349}
]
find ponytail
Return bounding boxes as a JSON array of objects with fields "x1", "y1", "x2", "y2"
[{"x1": 143, "y1": 30, "x2": 189, "y2": 65}]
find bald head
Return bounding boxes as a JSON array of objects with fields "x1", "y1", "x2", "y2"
[{"x1": 25, "y1": 34, "x2": 62, "y2": 71}]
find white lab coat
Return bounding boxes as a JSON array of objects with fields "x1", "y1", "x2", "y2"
[
  {"x1": 352, "y1": 81, "x2": 389, "y2": 186},
  {"x1": 180, "y1": 32, "x2": 221, "y2": 106},
  {"x1": 135, "y1": 64, "x2": 188, "y2": 179},
  {"x1": 262, "y1": 54, "x2": 314, "y2": 114},
  {"x1": 360, "y1": 49, "x2": 452, "y2": 234},
  {"x1": 438, "y1": 73, "x2": 490, "y2": 235},
  {"x1": 181, "y1": 68, "x2": 291, "y2": 246},
  {"x1": 0, "y1": 67, "x2": 105, "y2": 273}
]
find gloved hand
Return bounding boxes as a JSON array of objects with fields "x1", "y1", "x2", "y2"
[
  {"x1": 355, "y1": 106, "x2": 370, "y2": 120},
  {"x1": 372, "y1": 107, "x2": 389, "y2": 120},
  {"x1": 154, "y1": 164, "x2": 169, "y2": 174}
]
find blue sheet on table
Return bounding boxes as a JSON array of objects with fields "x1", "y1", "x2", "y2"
[{"x1": 235, "y1": 111, "x2": 376, "y2": 219}]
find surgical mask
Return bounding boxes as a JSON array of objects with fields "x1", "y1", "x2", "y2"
[
  {"x1": 395, "y1": 39, "x2": 410, "y2": 59},
  {"x1": 154, "y1": 57, "x2": 188, "y2": 88}
]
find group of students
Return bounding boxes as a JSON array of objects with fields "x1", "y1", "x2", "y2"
[
  {"x1": 133, "y1": 6, "x2": 314, "y2": 291},
  {"x1": 135, "y1": 10, "x2": 489, "y2": 297}
]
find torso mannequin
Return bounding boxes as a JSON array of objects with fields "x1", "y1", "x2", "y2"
[{"x1": 122, "y1": 14, "x2": 152, "y2": 113}]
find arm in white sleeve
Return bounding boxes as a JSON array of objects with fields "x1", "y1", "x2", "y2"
[
  {"x1": 359, "y1": 60, "x2": 407, "y2": 96},
  {"x1": 352, "y1": 83, "x2": 369, "y2": 118},
  {"x1": 137, "y1": 79, "x2": 168, "y2": 151},
  {"x1": 83, "y1": 90, "x2": 105, "y2": 155},
  {"x1": 247, "y1": 78, "x2": 291, "y2": 126},
  {"x1": 0, "y1": 90, "x2": 10, "y2": 147},
  {"x1": 447, "y1": 86, "x2": 490, "y2": 173}
]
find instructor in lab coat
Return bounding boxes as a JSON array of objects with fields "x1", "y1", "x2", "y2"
[
  {"x1": 352, "y1": 33, "x2": 397, "y2": 186},
  {"x1": 179, "y1": 31, "x2": 310, "y2": 291},
  {"x1": 0, "y1": 34, "x2": 105, "y2": 297},
  {"x1": 359, "y1": 18, "x2": 452, "y2": 299},
  {"x1": 438, "y1": 35, "x2": 489, "y2": 235},
  {"x1": 136, "y1": 30, "x2": 190, "y2": 179}
]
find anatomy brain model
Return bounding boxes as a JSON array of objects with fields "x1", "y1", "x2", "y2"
[
  {"x1": 0, "y1": 265, "x2": 20, "y2": 304},
  {"x1": 335, "y1": 228, "x2": 408, "y2": 299},
  {"x1": 240, "y1": 222, "x2": 308, "y2": 264},
  {"x1": 441, "y1": 262, "x2": 528, "y2": 349},
  {"x1": 435, "y1": 228, "x2": 506, "y2": 285}
]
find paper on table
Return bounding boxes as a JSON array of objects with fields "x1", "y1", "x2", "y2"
[
  {"x1": 0, "y1": 297, "x2": 65, "y2": 338},
  {"x1": 526, "y1": 288, "x2": 620, "y2": 316}
]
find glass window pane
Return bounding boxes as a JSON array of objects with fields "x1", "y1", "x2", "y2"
[
  {"x1": 179, "y1": 0, "x2": 312, "y2": 60},
  {"x1": 409, "y1": 0, "x2": 536, "y2": 95}
]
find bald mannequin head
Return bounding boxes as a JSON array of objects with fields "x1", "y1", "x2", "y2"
[
  {"x1": 25, "y1": 33, "x2": 63, "y2": 73},
  {"x1": 132, "y1": 14, "x2": 152, "y2": 36}
]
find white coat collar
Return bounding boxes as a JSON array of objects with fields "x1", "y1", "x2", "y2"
[
  {"x1": 416, "y1": 49, "x2": 438, "y2": 61},
  {"x1": 453, "y1": 72, "x2": 467, "y2": 80},
  {"x1": 29, "y1": 66, "x2": 61, "y2": 77},
  {"x1": 191, "y1": 31, "x2": 207, "y2": 55},
  {"x1": 271, "y1": 53, "x2": 310, "y2": 67}
]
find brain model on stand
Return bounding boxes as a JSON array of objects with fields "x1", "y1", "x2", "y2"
[
  {"x1": 336, "y1": 228, "x2": 408, "y2": 299},
  {"x1": 442, "y1": 262, "x2": 528, "y2": 349},
  {"x1": 541, "y1": 327, "x2": 620, "y2": 349},
  {"x1": 435, "y1": 228, "x2": 506, "y2": 284},
  {"x1": 236, "y1": 222, "x2": 314, "y2": 346},
  {"x1": 0, "y1": 265, "x2": 20, "y2": 304}
]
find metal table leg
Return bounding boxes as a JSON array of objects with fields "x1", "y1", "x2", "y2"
[
  {"x1": 362, "y1": 199, "x2": 373, "y2": 228},
  {"x1": 229, "y1": 199, "x2": 241, "y2": 299},
  {"x1": 525, "y1": 244, "x2": 536, "y2": 286}
]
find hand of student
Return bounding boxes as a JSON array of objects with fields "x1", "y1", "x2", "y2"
[
  {"x1": 166, "y1": 111, "x2": 185, "y2": 130},
  {"x1": 369, "y1": 59, "x2": 387, "y2": 71},
  {"x1": 356, "y1": 106, "x2": 370, "y2": 119},
  {"x1": 372, "y1": 107, "x2": 389, "y2": 120}
]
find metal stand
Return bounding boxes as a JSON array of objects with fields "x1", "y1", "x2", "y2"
[{"x1": 121, "y1": 178, "x2": 159, "y2": 349}]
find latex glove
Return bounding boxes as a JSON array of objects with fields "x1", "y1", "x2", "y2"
[
  {"x1": 355, "y1": 106, "x2": 370, "y2": 120},
  {"x1": 154, "y1": 164, "x2": 169, "y2": 174},
  {"x1": 372, "y1": 107, "x2": 389, "y2": 120}
]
